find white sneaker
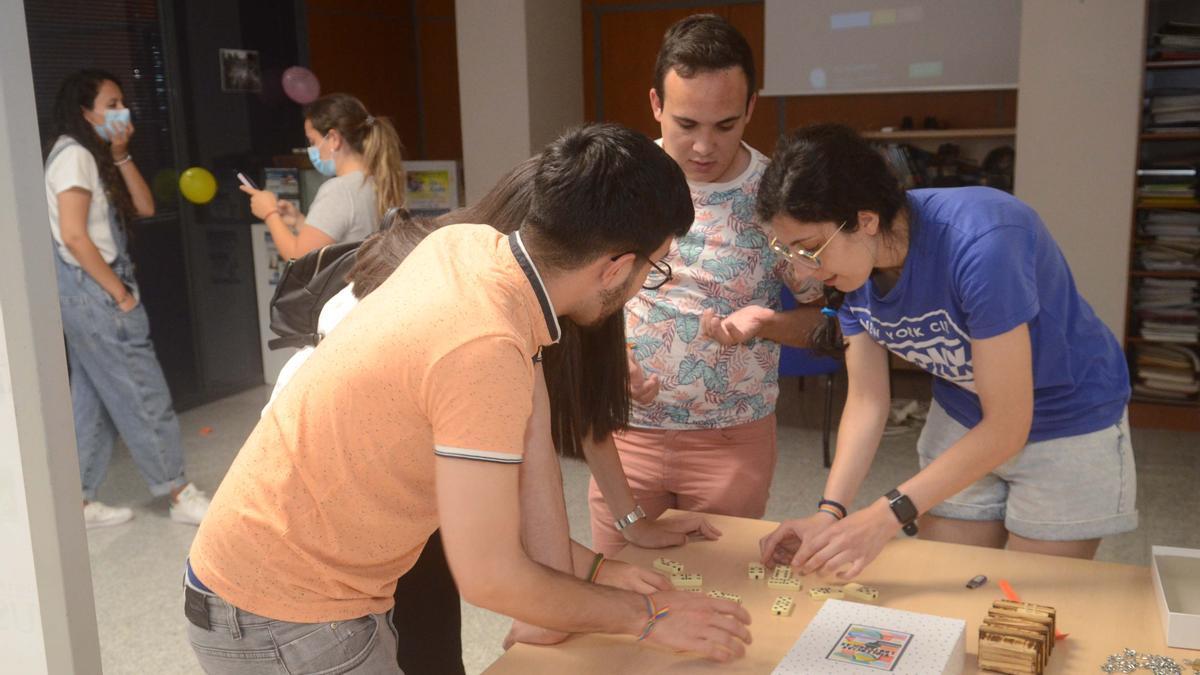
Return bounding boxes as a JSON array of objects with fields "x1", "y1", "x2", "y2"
[
  {"x1": 169, "y1": 483, "x2": 211, "y2": 526},
  {"x1": 84, "y1": 501, "x2": 134, "y2": 529}
]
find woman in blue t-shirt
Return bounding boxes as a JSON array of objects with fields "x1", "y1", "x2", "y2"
[{"x1": 757, "y1": 124, "x2": 1134, "y2": 577}]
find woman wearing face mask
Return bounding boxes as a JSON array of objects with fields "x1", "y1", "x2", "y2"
[
  {"x1": 44, "y1": 69, "x2": 210, "y2": 528},
  {"x1": 240, "y1": 93, "x2": 406, "y2": 260},
  {"x1": 757, "y1": 124, "x2": 1134, "y2": 578}
]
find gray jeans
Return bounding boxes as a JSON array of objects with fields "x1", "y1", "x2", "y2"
[{"x1": 185, "y1": 588, "x2": 402, "y2": 674}]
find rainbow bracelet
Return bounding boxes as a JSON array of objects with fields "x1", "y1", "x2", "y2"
[
  {"x1": 637, "y1": 595, "x2": 670, "y2": 641},
  {"x1": 588, "y1": 553, "x2": 606, "y2": 583}
]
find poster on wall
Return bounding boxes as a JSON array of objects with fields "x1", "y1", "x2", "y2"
[
  {"x1": 404, "y1": 160, "x2": 460, "y2": 217},
  {"x1": 219, "y1": 48, "x2": 262, "y2": 93}
]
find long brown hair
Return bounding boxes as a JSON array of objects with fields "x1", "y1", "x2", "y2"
[
  {"x1": 348, "y1": 157, "x2": 631, "y2": 457},
  {"x1": 50, "y1": 70, "x2": 136, "y2": 223},
  {"x1": 304, "y1": 93, "x2": 406, "y2": 218}
]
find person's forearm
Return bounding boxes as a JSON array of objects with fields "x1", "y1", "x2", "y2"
[
  {"x1": 474, "y1": 556, "x2": 646, "y2": 636},
  {"x1": 821, "y1": 391, "x2": 890, "y2": 507},
  {"x1": 518, "y1": 427, "x2": 573, "y2": 576},
  {"x1": 758, "y1": 307, "x2": 820, "y2": 347},
  {"x1": 583, "y1": 434, "x2": 639, "y2": 533},
  {"x1": 63, "y1": 237, "x2": 128, "y2": 301},
  {"x1": 263, "y1": 212, "x2": 300, "y2": 259},
  {"x1": 117, "y1": 158, "x2": 154, "y2": 217}
]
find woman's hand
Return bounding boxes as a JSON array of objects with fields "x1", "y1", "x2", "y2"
[
  {"x1": 109, "y1": 118, "x2": 134, "y2": 159},
  {"x1": 758, "y1": 512, "x2": 838, "y2": 568},
  {"x1": 239, "y1": 185, "x2": 280, "y2": 221},
  {"x1": 701, "y1": 305, "x2": 774, "y2": 346},
  {"x1": 623, "y1": 513, "x2": 722, "y2": 549},
  {"x1": 276, "y1": 199, "x2": 302, "y2": 229},
  {"x1": 627, "y1": 349, "x2": 660, "y2": 405},
  {"x1": 788, "y1": 500, "x2": 900, "y2": 580},
  {"x1": 114, "y1": 288, "x2": 139, "y2": 313}
]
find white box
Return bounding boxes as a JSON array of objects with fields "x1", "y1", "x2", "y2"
[
  {"x1": 772, "y1": 599, "x2": 965, "y2": 674},
  {"x1": 1151, "y1": 545, "x2": 1200, "y2": 650}
]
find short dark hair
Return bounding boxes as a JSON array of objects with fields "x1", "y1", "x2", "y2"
[
  {"x1": 653, "y1": 13, "x2": 756, "y2": 107},
  {"x1": 756, "y1": 123, "x2": 908, "y2": 357},
  {"x1": 523, "y1": 123, "x2": 693, "y2": 271}
]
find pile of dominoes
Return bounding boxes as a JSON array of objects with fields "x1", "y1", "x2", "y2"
[{"x1": 978, "y1": 599, "x2": 1056, "y2": 674}]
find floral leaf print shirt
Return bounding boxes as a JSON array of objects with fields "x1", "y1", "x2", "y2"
[{"x1": 626, "y1": 143, "x2": 821, "y2": 429}]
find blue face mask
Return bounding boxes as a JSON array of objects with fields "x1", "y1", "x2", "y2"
[
  {"x1": 307, "y1": 137, "x2": 336, "y2": 177},
  {"x1": 93, "y1": 108, "x2": 131, "y2": 142}
]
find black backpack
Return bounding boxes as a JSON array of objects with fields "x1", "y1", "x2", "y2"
[{"x1": 267, "y1": 241, "x2": 360, "y2": 350}]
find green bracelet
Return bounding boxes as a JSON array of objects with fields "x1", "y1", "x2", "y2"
[{"x1": 587, "y1": 552, "x2": 605, "y2": 583}]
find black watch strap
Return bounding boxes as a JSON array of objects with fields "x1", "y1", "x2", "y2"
[{"x1": 885, "y1": 489, "x2": 919, "y2": 537}]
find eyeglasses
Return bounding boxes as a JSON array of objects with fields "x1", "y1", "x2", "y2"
[
  {"x1": 613, "y1": 251, "x2": 674, "y2": 290},
  {"x1": 770, "y1": 220, "x2": 847, "y2": 270}
]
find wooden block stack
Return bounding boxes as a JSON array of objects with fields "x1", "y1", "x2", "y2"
[{"x1": 978, "y1": 599, "x2": 1056, "y2": 674}]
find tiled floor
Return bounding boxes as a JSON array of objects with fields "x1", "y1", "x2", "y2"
[{"x1": 83, "y1": 382, "x2": 1200, "y2": 674}]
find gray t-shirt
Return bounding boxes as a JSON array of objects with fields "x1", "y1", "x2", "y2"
[{"x1": 306, "y1": 171, "x2": 378, "y2": 243}]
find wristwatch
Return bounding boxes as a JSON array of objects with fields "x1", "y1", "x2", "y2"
[
  {"x1": 613, "y1": 505, "x2": 646, "y2": 532},
  {"x1": 885, "y1": 489, "x2": 919, "y2": 537}
]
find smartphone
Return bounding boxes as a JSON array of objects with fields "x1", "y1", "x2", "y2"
[{"x1": 237, "y1": 172, "x2": 259, "y2": 190}]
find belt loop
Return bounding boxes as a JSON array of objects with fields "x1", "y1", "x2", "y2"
[{"x1": 227, "y1": 602, "x2": 242, "y2": 640}]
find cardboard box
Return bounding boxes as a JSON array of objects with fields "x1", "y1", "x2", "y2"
[
  {"x1": 1151, "y1": 545, "x2": 1200, "y2": 650},
  {"x1": 772, "y1": 599, "x2": 965, "y2": 674}
]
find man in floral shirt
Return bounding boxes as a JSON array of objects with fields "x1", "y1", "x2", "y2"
[{"x1": 588, "y1": 14, "x2": 821, "y2": 554}]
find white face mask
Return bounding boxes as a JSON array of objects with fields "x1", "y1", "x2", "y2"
[{"x1": 93, "y1": 108, "x2": 131, "y2": 141}]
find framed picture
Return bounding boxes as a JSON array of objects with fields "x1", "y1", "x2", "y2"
[
  {"x1": 404, "y1": 160, "x2": 461, "y2": 217},
  {"x1": 219, "y1": 48, "x2": 262, "y2": 93}
]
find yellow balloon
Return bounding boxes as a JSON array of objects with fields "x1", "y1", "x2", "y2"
[{"x1": 179, "y1": 167, "x2": 217, "y2": 204}]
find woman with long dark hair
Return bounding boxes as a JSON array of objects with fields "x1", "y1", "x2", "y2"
[
  {"x1": 757, "y1": 124, "x2": 1134, "y2": 577},
  {"x1": 45, "y1": 69, "x2": 209, "y2": 528},
  {"x1": 240, "y1": 92, "x2": 406, "y2": 260}
]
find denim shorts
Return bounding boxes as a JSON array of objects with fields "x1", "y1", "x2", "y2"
[{"x1": 917, "y1": 400, "x2": 1138, "y2": 541}]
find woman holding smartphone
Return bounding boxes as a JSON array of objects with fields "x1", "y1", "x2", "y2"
[
  {"x1": 45, "y1": 69, "x2": 210, "y2": 528},
  {"x1": 239, "y1": 93, "x2": 406, "y2": 259}
]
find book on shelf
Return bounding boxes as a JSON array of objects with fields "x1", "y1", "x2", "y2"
[{"x1": 1131, "y1": 343, "x2": 1200, "y2": 403}]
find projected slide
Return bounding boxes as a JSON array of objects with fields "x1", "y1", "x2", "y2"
[{"x1": 763, "y1": 1, "x2": 1020, "y2": 96}]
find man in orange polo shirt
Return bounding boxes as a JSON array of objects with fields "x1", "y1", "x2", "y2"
[{"x1": 184, "y1": 124, "x2": 753, "y2": 673}]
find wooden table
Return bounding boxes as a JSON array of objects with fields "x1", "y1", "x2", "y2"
[{"x1": 485, "y1": 510, "x2": 1195, "y2": 674}]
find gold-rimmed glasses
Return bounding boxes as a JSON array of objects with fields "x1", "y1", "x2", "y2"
[{"x1": 770, "y1": 220, "x2": 847, "y2": 270}]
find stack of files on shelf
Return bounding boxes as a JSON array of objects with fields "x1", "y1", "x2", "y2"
[
  {"x1": 1133, "y1": 343, "x2": 1200, "y2": 402},
  {"x1": 1134, "y1": 277, "x2": 1200, "y2": 344},
  {"x1": 1151, "y1": 21, "x2": 1200, "y2": 60},
  {"x1": 1141, "y1": 210, "x2": 1200, "y2": 238},
  {"x1": 1145, "y1": 89, "x2": 1200, "y2": 134},
  {"x1": 1137, "y1": 167, "x2": 1198, "y2": 207}
]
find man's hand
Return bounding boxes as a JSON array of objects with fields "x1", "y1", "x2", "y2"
[
  {"x1": 623, "y1": 513, "x2": 723, "y2": 549},
  {"x1": 700, "y1": 305, "x2": 775, "y2": 346},
  {"x1": 593, "y1": 560, "x2": 674, "y2": 594},
  {"x1": 627, "y1": 348, "x2": 660, "y2": 405},
  {"x1": 642, "y1": 591, "x2": 753, "y2": 663}
]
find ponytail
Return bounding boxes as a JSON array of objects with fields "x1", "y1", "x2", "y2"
[
  {"x1": 361, "y1": 116, "x2": 407, "y2": 217},
  {"x1": 810, "y1": 285, "x2": 847, "y2": 357}
]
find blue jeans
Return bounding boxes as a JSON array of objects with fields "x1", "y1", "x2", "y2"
[
  {"x1": 54, "y1": 246, "x2": 187, "y2": 501},
  {"x1": 185, "y1": 587, "x2": 402, "y2": 674}
]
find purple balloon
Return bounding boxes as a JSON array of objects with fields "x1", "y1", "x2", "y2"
[{"x1": 281, "y1": 66, "x2": 320, "y2": 104}]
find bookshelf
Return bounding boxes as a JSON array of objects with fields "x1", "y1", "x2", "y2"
[
  {"x1": 1126, "y1": 1, "x2": 1200, "y2": 431},
  {"x1": 861, "y1": 128, "x2": 1015, "y2": 141}
]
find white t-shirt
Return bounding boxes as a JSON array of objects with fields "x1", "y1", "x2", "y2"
[
  {"x1": 306, "y1": 171, "x2": 379, "y2": 243},
  {"x1": 44, "y1": 136, "x2": 119, "y2": 265},
  {"x1": 262, "y1": 283, "x2": 360, "y2": 416}
]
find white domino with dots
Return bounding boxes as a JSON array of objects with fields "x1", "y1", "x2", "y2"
[
  {"x1": 767, "y1": 566, "x2": 802, "y2": 591},
  {"x1": 842, "y1": 582, "x2": 879, "y2": 602},
  {"x1": 808, "y1": 585, "x2": 844, "y2": 600},
  {"x1": 670, "y1": 573, "x2": 703, "y2": 589},
  {"x1": 706, "y1": 590, "x2": 742, "y2": 604},
  {"x1": 653, "y1": 558, "x2": 683, "y2": 575},
  {"x1": 771, "y1": 595, "x2": 795, "y2": 617},
  {"x1": 747, "y1": 562, "x2": 765, "y2": 580}
]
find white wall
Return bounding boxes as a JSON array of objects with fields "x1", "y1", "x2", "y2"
[
  {"x1": 1014, "y1": 1, "x2": 1146, "y2": 340},
  {"x1": 456, "y1": 0, "x2": 583, "y2": 203},
  {"x1": 0, "y1": 2, "x2": 102, "y2": 673}
]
